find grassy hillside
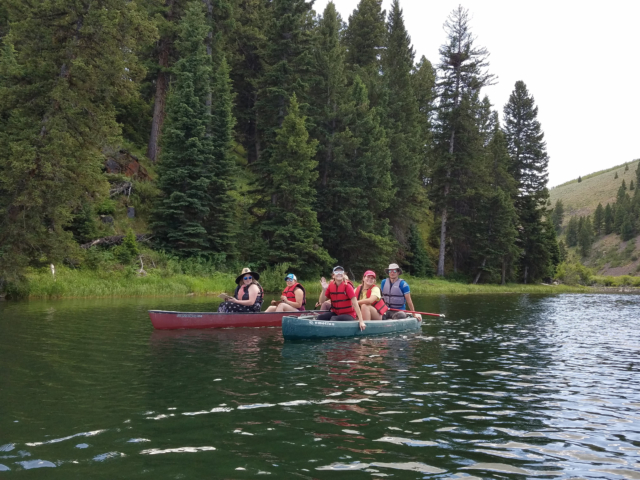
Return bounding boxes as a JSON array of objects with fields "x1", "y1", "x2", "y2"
[
  {"x1": 549, "y1": 159, "x2": 639, "y2": 221},
  {"x1": 550, "y1": 158, "x2": 640, "y2": 277}
]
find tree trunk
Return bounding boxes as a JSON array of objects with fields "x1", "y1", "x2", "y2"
[
  {"x1": 147, "y1": 0, "x2": 176, "y2": 163},
  {"x1": 473, "y1": 258, "x2": 487, "y2": 284},
  {"x1": 437, "y1": 206, "x2": 447, "y2": 276},
  {"x1": 501, "y1": 257, "x2": 506, "y2": 285},
  {"x1": 523, "y1": 265, "x2": 529, "y2": 284},
  {"x1": 202, "y1": 0, "x2": 212, "y2": 121},
  {"x1": 147, "y1": 40, "x2": 170, "y2": 163}
]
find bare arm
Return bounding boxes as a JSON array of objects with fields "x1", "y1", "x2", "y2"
[
  {"x1": 319, "y1": 277, "x2": 328, "y2": 303},
  {"x1": 284, "y1": 288, "x2": 303, "y2": 309},
  {"x1": 405, "y1": 292, "x2": 415, "y2": 312},
  {"x1": 351, "y1": 297, "x2": 365, "y2": 330},
  {"x1": 233, "y1": 285, "x2": 259, "y2": 306}
]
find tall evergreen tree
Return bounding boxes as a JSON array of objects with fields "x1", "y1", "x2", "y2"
[
  {"x1": 566, "y1": 216, "x2": 579, "y2": 247},
  {"x1": 593, "y1": 202, "x2": 604, "y2": 235},
  {"x1": 343, "y1": 0, "x2": 386, "y2": 104},
  {"x1": 406, "y1": 224, "x2": 434, "y2": 277},
  {"x1": 205, "y1": 55, "x2": 237, "y2": 254},
  {"x1": 151, "y1": 2, "x2": 215, "y2": 256},
  {"x1": 380, "y1": 0, "x2": 425, "y2": 234},
  {"x1": 551, "y1": 199, "x2": 565, "y2": 233},
  {"x1": 256, "y1": 94, "x2": 332, "y2": 275},
  {"x1": 604, "y1": 203, "x2": 614, "y2": 235},
  {"x1": 578, "y1": 216, "x2": 593, "y2": 257},
  {"x1": 411, "y1": 55, "x2": 437, "y2": 178},
  {"x1": 504, "y1": 80, "x2": 552, "y2": 283},
  {"x1": 0, "y1": 0, "x2": 155, "y2": 279},
  {"x1": 431, "y1": 5, "x2": 495, "y2": 277},
  {"x1": 319, "y1": 77, "x2": 394, "y2": 273},
  {"x1": 312, "y1": 2, "x2": 347, "y2": 190}
]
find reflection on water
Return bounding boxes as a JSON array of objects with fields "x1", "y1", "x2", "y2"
[{"x1": 1, "y1": 294, "x2": 639, "y2": 478}]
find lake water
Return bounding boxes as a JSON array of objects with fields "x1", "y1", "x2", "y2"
[{"x1": 1, "y1": 294, "x2": 639, "y2": 478}]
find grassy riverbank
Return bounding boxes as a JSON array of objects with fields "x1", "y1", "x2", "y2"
[{"x1": 9, "y1": 265, "x2": 592, "y2": 300}]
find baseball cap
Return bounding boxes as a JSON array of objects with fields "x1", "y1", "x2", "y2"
[
  {"x1": 332, "y1": 266, "x2": 345, "y2": 273},
  {"x1": 285, "y1": 273, "x2": 297, "y2": 281},
  {"x1": 363, "y1": 270, "x2": 376, "y2": 278}
]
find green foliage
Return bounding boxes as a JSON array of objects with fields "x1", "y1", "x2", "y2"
[
  {"x1": 113, "y1": 229, "x2": 140, "y2": 264},
  {"x1": 0, "y1": 0, "x2": 156, "y2": 280},
  {"x1": 255, "y1": 94, "x2": 332, "y2": 277},
  {"x1": 577, "y1": 176, "x2": 582, "y2": 183},
  {"x1": 551, "y1": 199, "x2": 565, "y2": 233},
  {"x1": 615, "y1": 171, "x2": 618, "y2": 179},
  {"x1": 604, "y1": 203, "x2": 614, "y2": 234},
  {"x1": 96, "y1": 199, "x2": 117, "y2": 216},
  {"x1": 593, "y1": 203, "x2": 604, "y2": 235},
  {"x1": 578, "y1": 216, "x2": 593, "y2": 257},
  {"x1": 555, "y1": 261, "x2": 593, "y2": 286},
  {"x1": 406, "y1": 224, "x2": 434, "y2": 277}
]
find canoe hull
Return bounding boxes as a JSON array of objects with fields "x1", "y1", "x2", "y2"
[
  {"x1": 148, "y1": 310, "x2": 317, "y2": 330},
  {"x1": 282, "y1": 315, "x2": 421, "y2": 340}
]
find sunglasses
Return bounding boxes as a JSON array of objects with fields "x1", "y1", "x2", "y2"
[
  {"x1": 243, "y1": 276, "x2": 252, "y2": 280},
  {"x1": 285, "y1": 278, "x2": 294, "y2": 281},
  {"x1": 389, "y1": 269, "x2": 399, "y2": 273}
]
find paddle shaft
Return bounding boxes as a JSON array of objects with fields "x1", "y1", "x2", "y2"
[{"x1": 389, "y1": 308, "x2": 445, "y2": 318}]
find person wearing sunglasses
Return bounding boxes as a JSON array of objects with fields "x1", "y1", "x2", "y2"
[
  {"x1": 317, "y1": 266, "x2": 365, "y2": 331},
  {"x1": 380, "y1": 263, "x2": 415, "y2": 318},
  {"x1": 217, "y1": 268, "x2": 264, "y2": 313},
  {"x1": 264, "y1": 273, "x2": 306, "y2": 312}
]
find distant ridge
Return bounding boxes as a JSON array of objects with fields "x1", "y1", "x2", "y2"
[{"x1": 550, "y1": 159, "x2": 639, "y2": 220}]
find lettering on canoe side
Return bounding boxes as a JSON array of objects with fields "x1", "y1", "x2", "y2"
[
  {"x1": 310, "y1": 321, "x2": 335, "y2": 326},
  {"x1": 177, "y1": 314, "x2": 203, "y2": 318}
]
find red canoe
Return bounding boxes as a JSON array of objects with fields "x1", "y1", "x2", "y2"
[{"x1": 148, "y1": 310, "x2": 318, "y2": 330}]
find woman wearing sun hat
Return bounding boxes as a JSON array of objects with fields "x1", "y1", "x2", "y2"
[
  {"x1": 355, "y1": 270, "x2": 388, "y2": 320},
  {"x1": 217, "y1": 267, "x2": 264, "y2": 313},
  {"x1": 265, "y1": 273, "x2": 306, "y2": 312},
  {"x1": 380, "y1": 263, "x2": 415, "y2": 318},
  {"x1": 317, "y1": 266, "x2": 365, "y2": 331}
]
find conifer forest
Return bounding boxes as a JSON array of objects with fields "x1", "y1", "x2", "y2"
[{"x1": 0, "y1": 0, "x2": 560, "y2": 287}]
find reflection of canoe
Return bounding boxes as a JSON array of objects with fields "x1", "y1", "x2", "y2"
[
  {"x1": 149, "y1": 310, "x2": 318, "y2": 330},
  {"x1": 282, "y1": 315, "x2": 421, "y2": 340}
]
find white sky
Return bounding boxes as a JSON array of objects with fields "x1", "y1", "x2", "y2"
[{"x1": 314, "y1": 0, "x2": 640, "y2": 187}]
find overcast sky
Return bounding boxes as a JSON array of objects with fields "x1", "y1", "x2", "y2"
[{"x1": 313, "y1": 0, "x2": 640, "y2": 187}]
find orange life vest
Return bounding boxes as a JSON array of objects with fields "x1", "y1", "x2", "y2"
[
  {"x1": 282, "y1": 282, "x2": 306, "y2": 311},
  {"x1": 326, "y1": 280, "x2": 356, "y2": 318},
  {"x1": 355, "y1": 284, "x2": 388, "y2": 316}
]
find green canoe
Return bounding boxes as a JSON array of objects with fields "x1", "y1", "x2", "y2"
[{"x1": 282, "y1": 315, "x2": 421, "y2": 340}]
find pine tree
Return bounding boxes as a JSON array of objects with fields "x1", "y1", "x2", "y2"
[
  {"x1": 631, "y1": 180, "x2": 635, "y2": 191},
  {"x1": 614, "y1": 171, "x2": 618, "y2": 179},
  {"x1": 151, "y1": 2, "x2": 215, "y2": 257},
  {"x1": 343, "y1": 0, "x2": 386, "y2": 104},
  {"x1": 319, "y1": 77, "x2": 394, "y2": 273},
  {"x1": 625, "y1": 163, "x2": 629, "y2": 172},
  {"x1": 380, "y1": 0, "x2": 425, "y2": 233},
  {"x1": 621, "y1": 215, "x2": 635, "y2": 241},
  {"x1": 614, "y1": 195, "x2": 629, "y2": 234},
  {"x1": 566, "y1": 216, "x2": 579, "y2": 247},
  {"x1": 411, "y1": 55, "x2": 437, "y2": 178},
  {"x1": 406, "y1": 224, "x2": 434, "y2": 277},
  {"x1": 578, "y1": 216, "x2": 593, "y2": 257},
  {"x1": 312, "y1": 2, "x2": 347, "y2": 190},
  {"x1": 604, "y1": 203, "x2": 614, "y2": 234},
  {"x1": 593, "y1": 202, "x2": 604, "y2": 235},
  {"x1": 577, "y1": 176, "x2": 582, "y2": 183},
  {"x1": 256, "y1": 94, "x2": 332, "y2": 275},
  {"x1": 504, "y1": 80, "x2": 551, "y2": 283},
  {"x1": 0, "y1": 0, "x2": 155, "y2": 279},
  {"x1": 558, "y1": 239, "x2": 568, "y2": 263},
  {"x1": 551, "y1": 199, "x2": 565, "y2": 233},
  {"x1": 206, "y1": 55, "x2": 237, "y2": 254},
  {"x1": 432, "y1": 5, "x2": 495, "y2": 277}
]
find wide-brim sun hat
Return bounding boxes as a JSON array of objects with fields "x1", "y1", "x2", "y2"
[
  {"x1": 363, "y1": 270, "x2": 376, "y2": 278},
  {"x1": 236, "y1": 267, "x2": 260, "y2": 284},
  {"x1": 384, "y1": 263, "x2": 403, "y2": 274}
]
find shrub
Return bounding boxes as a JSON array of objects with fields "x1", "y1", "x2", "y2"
[
  {"x1": 113, "y1": 229, "x2": 139, "y2": 264},
  {"x1": 555, "y1": 261, "x2": 593, "y2": 285},
  {"x1": 259, "y1": 263, "x2": 291, "y2": 293},
  {"x1": 96, "y1": 199, "x2": 117, "y2": 215}
]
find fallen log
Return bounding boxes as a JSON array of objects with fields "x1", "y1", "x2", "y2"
[{"x1": 80, "y1": 234, "x2": 152, "y2": 249}]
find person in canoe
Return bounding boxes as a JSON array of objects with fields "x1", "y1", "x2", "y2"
[
  {"x1": 355, "y1": 270, "x2": 388, "y2": 320},
  {"x1": 217, "y1": 268, "x2": 264, "y2": 313},
  {"x1": 315, "y1": 272, "x2": 354, "y2": 310},
  {"x1": 317, "y1": 266, "x2": 366, "y2": 330},
  {"x1": 265, "y1": 273, "x2": 306, "y2": 312},
  {"x1": 380, "y1": 263, "x2": 415, "y2": 319}
]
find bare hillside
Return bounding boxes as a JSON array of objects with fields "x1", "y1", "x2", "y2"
[{"x1": 549, "y1": 159, "x2": 639, "y2": 222}]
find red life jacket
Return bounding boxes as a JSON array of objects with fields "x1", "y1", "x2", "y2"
[
  {"x1": 282, "y1": 283, "x2": 306, "y2": 311},
  {"x1": 326, "y1": 280, "x2": 356, "y2": 318},
  {"x1": 355, "y1": 284, "x2": 389, "y2": 316}
]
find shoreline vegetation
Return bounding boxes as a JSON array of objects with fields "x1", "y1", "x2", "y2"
[{"x1": 4, "y1": 265, "x2": 609, "y2": 301}]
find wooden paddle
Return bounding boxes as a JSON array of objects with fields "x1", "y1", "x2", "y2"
[{"x1": 389, "y1": 308, "x2": 445, "y2": 318}]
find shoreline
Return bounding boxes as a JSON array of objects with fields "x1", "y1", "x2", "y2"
[{"x1": 1, "y1": 267, "x2": 613, "y2": 300}]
